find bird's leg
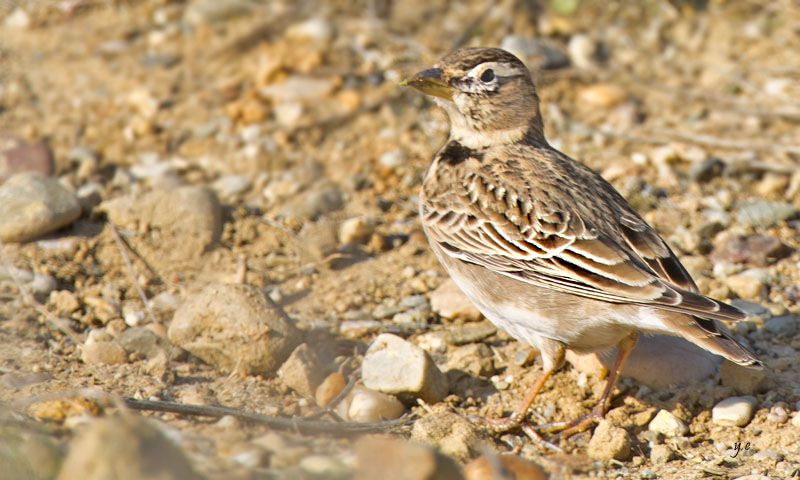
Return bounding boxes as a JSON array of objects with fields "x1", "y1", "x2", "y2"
[
  {"x1": 469, "y1": 340, "x2": 565, "y2": 435},
  {"x1": 541, "y1": 332, "x2": 638, "y2": 439}
]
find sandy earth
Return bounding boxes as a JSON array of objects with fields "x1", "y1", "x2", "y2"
[{"x1": 1, "y1": 1, "x2": 799, "y2": 479}]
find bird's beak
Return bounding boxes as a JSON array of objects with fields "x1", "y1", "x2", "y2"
[{"x1": 400, "y1": 68, "x2": 453, "y2": 101}]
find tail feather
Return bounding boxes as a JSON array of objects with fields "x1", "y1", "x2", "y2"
[{"x1": 662, "y1": 314, "x2": 762, "y2": 368}]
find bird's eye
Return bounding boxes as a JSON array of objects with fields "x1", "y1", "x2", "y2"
[{"x1": 480, "y1": 69, "x2": 495, "y2": 83}]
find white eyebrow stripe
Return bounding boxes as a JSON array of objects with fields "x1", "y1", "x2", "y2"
[{"x1": 467, "y1": 61, "x2": 527, "y2": 78}]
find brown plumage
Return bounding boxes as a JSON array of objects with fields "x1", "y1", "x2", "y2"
[{"x1": 404, "y1": 47, "x2": 760, "y2": 442}]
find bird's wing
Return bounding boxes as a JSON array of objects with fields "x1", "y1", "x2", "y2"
[{"x1": 421, "y1": 152, "x2": 745, "y2": 323}]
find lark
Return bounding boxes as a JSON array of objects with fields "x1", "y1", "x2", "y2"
[{"x1": 403, "y1": 48, "x2": 761, "y2": 444}]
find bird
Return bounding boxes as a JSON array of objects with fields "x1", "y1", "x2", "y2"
[{"x1": 402, "y1": 47, "x2": 762, "y2": 444}]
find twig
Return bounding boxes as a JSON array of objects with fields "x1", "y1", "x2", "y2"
[
  {"x1": 106, "y1": 224, "x2": 165, "y2": 285},
  {"x1": 0, "y1": 246, "x2": 82, "y2": 344},
  {"x1": 108, "y1": 223, "x2": 158, "y2": 325},
  {"x1": 594, "y1": 125, "x2": 800, "y2": 155},
  {"x1": 123, "y1": 398, "x2": 413, "y2": 435}
]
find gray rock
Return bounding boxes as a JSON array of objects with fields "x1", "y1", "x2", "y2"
[
  {"x1": 168, "y1": 284, "x2": 301, "y2": 375},
  {"x1": 736, "y1": 200, "x2": 798, "y2": 228},
  {"x1": 711, "y1": 234, "x2": 793, "y2": 266},
  {"x1": 281, "y1": 182, "x2": 343, "y2": 220},
  {"x1": 184, "y1": 0, "x2": 255, "y2": 24},
  {"x1": 100, "y1": 186, "x2": 222, "y2": 258},
  {"x1": 355, "y1": 435, "x2": 462, "y2": 480},
  {"x1": 720, "y1": 361, "x2": 765, "y2": 395},
  {"x1": 81, "y1": 341, "x2": 128, "y2": 365},
  {"x1": 567, "y1": 334, "x2": 721, "y2": 389},
  {"x1": 648, "y1": 410, "x2": 688, "y2": 438},
  {"x1": 0, "y1": 173, "x2": 81, "y2": 242},
  {"x1": 588, "y1": 420, "x2": 631, "y2": 461},
  {"x1": 277, "y1": 343, "x2": 325, "y2": 398},
  {"x1": 712, "y1": 396, "x2": 757, "y2": 427},
  {"x1": 118, "y1": 327, "x2": 170, "y2": 359},
  {"x1": 730, "y1": 300, "x2": 769, "y2": 318},
  {"x1": 410, "y1": 412, "x2": 482, "y2": 462},
  {"x1": 500, "y1": 36, "x2": 569, "y2": 70},
  {"x1": 57, "y1": 415, "x2": 201, "y2": 480},
  {"x1": 649, "y1": 444, "x2": 674, "y2": 464},
  {"x1": 764, "y1": 315, "x2": 797, "y2": 337},
  {"x1": 212, "y1": 174, "x2": 251, "y2": 198},
  {"x1": 688, "y1": 157, "x2": 725, "y2": 183},
  {"x1": 362, "y1": 333, "x2": 449, "y2": 404},
  {"x1": 0, "y1": 406, "x2": 63, "y2": 480}
]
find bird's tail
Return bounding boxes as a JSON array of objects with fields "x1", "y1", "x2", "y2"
[{"x1": 662, "y1": 314, "x2": 763, "y2": 368}]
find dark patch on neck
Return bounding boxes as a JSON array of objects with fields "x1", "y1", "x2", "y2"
[{"x1": 438, "y1": 141, "x2": 482, "y2": 165}]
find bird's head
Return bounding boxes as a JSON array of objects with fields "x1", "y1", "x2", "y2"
[{"x1": 402, "y1": 47, "x2": 544, "y2": 148}]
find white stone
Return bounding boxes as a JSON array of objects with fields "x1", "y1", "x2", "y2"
[
  {"x1": 346, "y1": 386, "x2": 405, "y2": 422},
  {"x1": 648, "y1": 409, "x2": 688, "y2": 437},
  {"x1": 362, "y1": 333, "x2": 449, "y2": 404},
  {"x1": 4, "y1": 8, "x2": 31, "y2": 29},
  {"x1": 712, "y1": 396, "x2": 757, "y2": 427},
  {"x1": 338, "y1": 217, "x2": 374, "y2": 245}
]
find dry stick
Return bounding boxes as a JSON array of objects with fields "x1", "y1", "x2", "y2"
[
  {"x1": 108, "y1": 223, "x2": 159, "y2": 325},
  {"x1": 594, "y1": 125, "x2": 800, "y2": 155},
  {"x1": 108, "y1": 224, "x2": 166, "y2": 285},
  {"x1": 123, "y1": 398, "x2": 413, "y2": 435},
  {"x1": 0, "y1": 246, "x2": 82, "y2": 344}
]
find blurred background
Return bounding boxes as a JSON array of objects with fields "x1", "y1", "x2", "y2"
[{"x1": 1, "y1": 1, "x2": 799, "y2": 479}]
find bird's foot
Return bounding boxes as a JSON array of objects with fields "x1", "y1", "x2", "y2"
[
  {"x1": 537, "y1": 404, "x2": 606, "y2": 440},
  {"x1": 467, "y1": 413, "x2": 562, "y2": 452}
]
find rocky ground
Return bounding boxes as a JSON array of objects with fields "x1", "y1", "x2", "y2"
[{"x1": 1, "y1": 0, "x2": 799, "y2": 479}]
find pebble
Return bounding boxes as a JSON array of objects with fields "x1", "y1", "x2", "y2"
[
  {"x1": 100, "y1": 186, "x2": 222, "y2": 258},
  {"x1": 355, "y1": 435, "x2": 462, "y2": 480},
  {"x1": 411, "y1": 411, "x2": 482, "y2": 461},
  {"x1": 763, "y1": 315, "x2": 798, "y2": 337},
  {"x1": 500, "y1": 36, "x2": 570, "y2": 70},
  {"x1": 30, "y1": 274, "x2": 57, "y2": 298},
  {"x1": 315, "y1": 371, "x2": 347, "y2": 407},
  {"x1": 56, "y1": 415, "x2": 201, "y2": 480},
  {"x1": 339, "y1": 319, "x2": 382, "y2": 338},
  {"x1": 347, "y1": 386, "x2": 406, "y2": 422},
  {"x1": 568, "y1": 33, "x2": 597, "y2": 69},
  {"x1": 577, "y1": 83, "x2": 627, "y2": 109},
  {"x1": 649, "y1": 444, "x2": 674, "y2": 464},
  {"x1": 465, "y1": 454, "x2": 547, "y2": 480},
  {"x1": 339, "y1": 217, "x2": 374, "y2": 245},
  {"x1": 588, "y1": 420, "x2": 632, "y2": 461},
  {"x1": 446, "y1": 322, "x2": 496, "y2": 345},
  {"x1": 280, "y1": 182, "x2": 343, "y2": 220},
  {"x1": 792, "y1": 413, "x2": 800, "y2": 428},
  {"x1": 648, "y1": 410, "x2": 688, "y2": 438},
  {"x1": 184, "y1": 0, "x2": 254, "y2": 24},
  {"x1": 117, "y1": 327, "x2": 170, "y2": 359},
  {"x1": 286, "y1": 18, "x2": 335, "y2": 45},
  {"x1": 0, "y1": 173, "x2": 82, "y2": 242},
  {"x1": 736, "y1": 200, "x2": 798, "y2": 228},
  {"x1": 444, "y1": 343, "x2": 494, "y2": 377},
  {"x1": 566, "y1": 334, "x2": 721, "y2": 389},
  {"x1": 0, "y1": 405, "x2": 63, "y2": 479},
  {"x1": 688, "y1": 157, "x2": 725, "y2": 182},
  {"x1": 298, "y1": 455, "x2": 349, "y2": 480},
  {"x1": 362, "y1": 333, "x2": 449, "y2": 404},
  {"x1": 4, "y1": 8, "x2": 31, "y2": 29},
  {"x1": 720, "y1": 361, "x2": 765, "y2": 395},
  {"x1": 766, "y1": 404, "x2": 789, "y2": 424},
  {"x1": 712, "y1": 396, "x2": 757, "y2": 427},
  {"x1": 711, "y1": 234, "x2": 793, "y2": 266},
  {"x1": 726, "y1": 269, "x2": 768, "y2": 300},
  {"x1": 430, "y1": 279, "x2": 482, "y2": 322},
  {"x1": 168, "y1": 284, "x2": 301, "y2": 375},
  {"x1": 0, "y1": 139, "x2": 55, "y2": 181},
  {"x1": 212, "y1": 174, "x2": 251, "y2": 197},
  {"x1": 277, "y1": 343, "x2": 325, "y2": 398},
  {"x1": 260, "y1": 76, "x2": 338, "y2": 103},
  {"x1": 730, "y1": 300, "x2": 769, "y2": 318},
  {"x1": 81, "y1": 341, "x2": 128, "y2": 365}
]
